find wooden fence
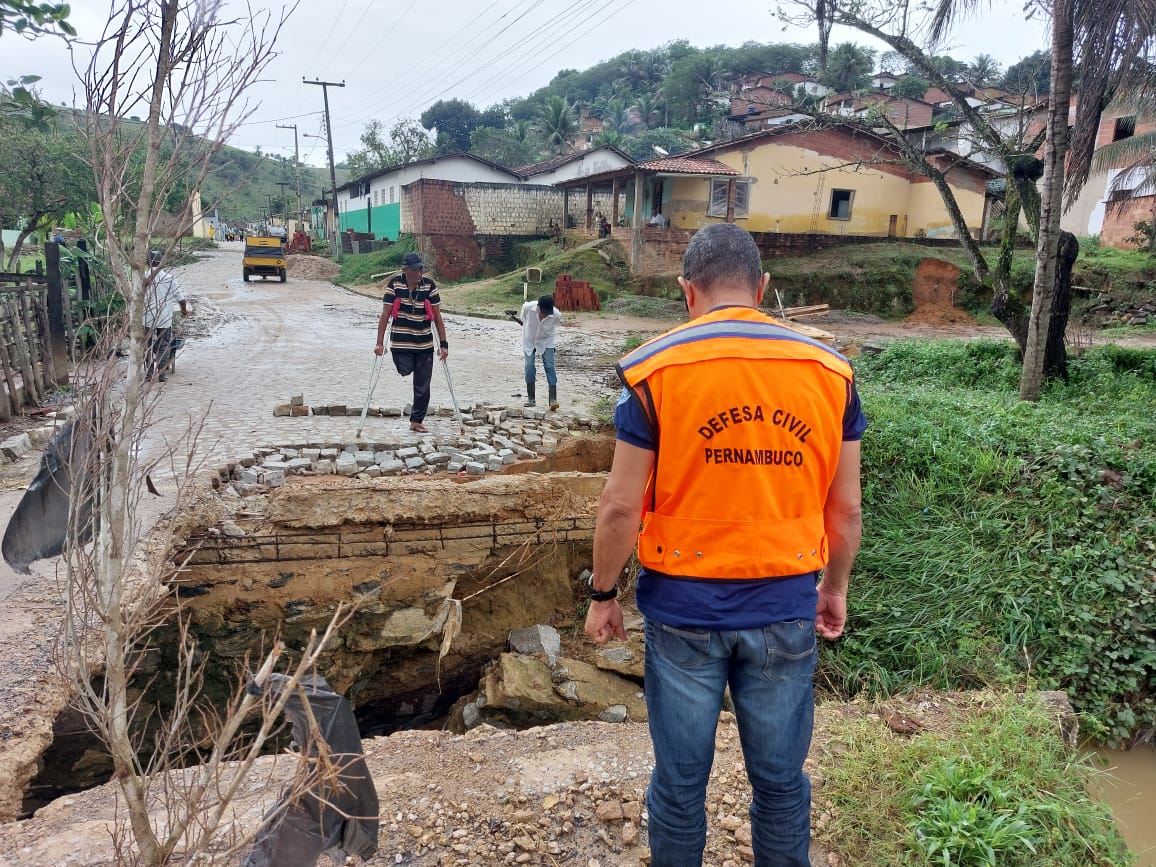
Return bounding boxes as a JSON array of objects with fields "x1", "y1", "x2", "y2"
[{"x1": 0, "y1": 242, "x2": 74, "y2": 419}]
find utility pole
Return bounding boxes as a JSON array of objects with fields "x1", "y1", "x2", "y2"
[
  {"x1": 303, "y1": 78, "x2": 345, "y2": 256},
  {"x1": 275, "y1": 180, "x2": 292, "y2": 224},
  {"x1": 276, "y1": 122, "x2": 303, "y2": 222}
]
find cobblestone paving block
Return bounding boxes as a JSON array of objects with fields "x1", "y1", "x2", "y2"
[
  {"x1": 328, "y1": 405, "x2": 348, "y2": 416},
  {"x1": 425, "y1": 453, "x2": 451, "y2": 465},
  {"x1": 302, "y1": 448, "x2": 320, "y2": 461},
  {"x1": 1, "y1": 433, "x2": 33, "y2": 462},
  {"x1": 446, "y1": 460, "x2": 465, "y2": 473},
  {"x1": 373, "y1": 451, "x2": 394, "y2": 464},
  {"x1": 465, "y1": 461, "x2": 486, "y2": 475},
  {"x1": 514, "y1": 446, "x2": 537, "y2": 459},
  {"x1": 396, "y1": 446, "x2": 419, "y2": 459},
  {"x1": 379, "y1": 459, "x2": 405, "y2": 475},
  {"x1": 319, "y1": 447, "x2": 338, "y2": 459},
  {"x1": 279, "y1": 448, "x2": 299, "y2": 458},
  {"x1": 498, "y1": 449, "x2": 516, "y2": 465},
  {"x1": 335, "y1": 455, "x2": 358, "y2": 476},
  {"x1": 404, "y1": 456, "x2": 426, "y2": 470},
  {"x1": 273, "y1": 405, "x2": 292, "y2": 417},
  {"x1": 539, "y1": 438, "x2": 559, "y2": 454},
  {"x1": 238, "y1": 467, "x2": 260, "y2": 485},
  {"x1": 486, "y1": 458, "x2": 504, "y2": 472},
  {"x1": 311, "y1": 459, "x2": 335, "y2": 474},
  {"x1": 284, "y1": 458, "x2": 312, "y2": 472},
  {"x1": 290, "y1": 395, "x2": 304, "y2": 406},
  {"x1": 354, "y1": 450, "x2": 376, "y2": 467},
  {"x1": 259, "y1": 468, "x2": 286, "y2": 487},
  {"x1": 361, "y1": 465, "x2": 382, "y2": 478}
]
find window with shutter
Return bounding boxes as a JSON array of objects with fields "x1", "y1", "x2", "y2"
[
  {"x1": 706, "y1": 179, "x2": 752, "y2": 218},
  {"x1": 707, "y1": 180, "x2": 730, "y2": 217}
]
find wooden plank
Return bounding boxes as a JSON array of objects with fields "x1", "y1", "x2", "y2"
[
  {"x1": 45, "y1": 241, "x2": 69, "y2": 386},
  {"x1": 0, "y1": 321, "x2": 17, "y2": 419},
  {"x1": 2, "y1": 295, "x2": 39, "y2": 406}
]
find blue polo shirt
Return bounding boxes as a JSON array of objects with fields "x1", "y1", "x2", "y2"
[{"x1": 613, "y1": 379, "x2": 867, "y2": 629}]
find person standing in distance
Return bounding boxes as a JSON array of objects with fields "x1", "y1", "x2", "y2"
[
  {"x1": 507, "y1": 295, "x2": 562, "y2": 410},
  {"x1": 143, "y1": 249, "x2": 188, "y2": 382},
  {"x1": 374, "y1": 251, "x2": 449, "y2": 433},
  {"x1": 584, "y1": 223, "x2": 865, "y2": 867}
]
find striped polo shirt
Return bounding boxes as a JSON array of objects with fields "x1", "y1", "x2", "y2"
[{"x1": 382, "y1": 274, "x2": 441, "y2": 352}]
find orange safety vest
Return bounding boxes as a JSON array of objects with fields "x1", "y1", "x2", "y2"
[{"x1": 616, "y1": 306, "x2": 854, "y2": 580}]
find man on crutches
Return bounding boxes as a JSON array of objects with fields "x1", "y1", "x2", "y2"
[{"x1": 374, "y1": 251, "x2": 449, "y2": 433}]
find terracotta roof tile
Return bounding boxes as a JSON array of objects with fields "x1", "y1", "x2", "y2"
[{"x1": 634, "y1": 156, "x2": 739, "y2": 175}]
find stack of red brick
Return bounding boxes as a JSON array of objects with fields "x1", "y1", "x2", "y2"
[{"x1": 554, "y1": 274, "x2": 600, "y2": 312}]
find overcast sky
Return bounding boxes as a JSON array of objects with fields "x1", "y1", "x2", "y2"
[{"x1": 3, "y1": 0, "x2": 1049, "y2": 166}]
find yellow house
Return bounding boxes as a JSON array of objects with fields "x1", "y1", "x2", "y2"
[
  {"x1": 664, "y1": 126, "x2": 991, "y2": 237},
  {"x1": 556, "y1": 124, "x2": 996, "y2": 272}
]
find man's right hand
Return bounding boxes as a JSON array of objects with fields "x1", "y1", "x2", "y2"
[
  {"x1": 585, "y1": 599, "x2": 627, "y2": 644},
  {"x1": 373, "y1": 344, "x2": 384, "y2": 356}
]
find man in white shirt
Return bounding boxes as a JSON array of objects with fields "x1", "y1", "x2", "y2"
[
  {"x1": 143, "y1": 250, "x2": 188, "y2": 382},
  {"x1": 507, "y1": 295, "x2": 562, "y2": 410}
]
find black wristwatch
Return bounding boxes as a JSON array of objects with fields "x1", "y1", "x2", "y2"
[
  {"x1": 587, "y1": 573, "x2": 618, "y2": 602},
  {"x1": 439, "y1": 339, "x2": 449, "y2": 349}
]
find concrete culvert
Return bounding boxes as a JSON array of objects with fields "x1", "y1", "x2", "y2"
[{"x1": 25, "y1": 438, "x2": 616, "y2": 812}]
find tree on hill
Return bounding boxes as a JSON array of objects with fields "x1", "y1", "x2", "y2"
[
  {"x1": 469, "y1": 124, "x2": 539, "y2": 168},
  {"x1": 968, "y1": 53, "x2": 1001, "y2": 87},
  {"x1": 537, "y1": 95, "x2": 578, "y2": 155},
  {"x1": 1001, "y1": 50, "x2": 1051, "y2": 95},
  {"x1": 819, "y1": 42, "x2": 875, "y2": 91},
  {"x1": 421, "y1": 98, "x2": 486, "y2": 154},
  {"x1": 345, "y1": 118, "x2": 435, "y2": 178},
  {"x1": 891, "y1": 74, "x2": 929, "y2": 99}
]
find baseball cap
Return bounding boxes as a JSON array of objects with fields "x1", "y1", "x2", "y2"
[{"x1": 401, "y1": 252, "x2": 425, "y2": 270}]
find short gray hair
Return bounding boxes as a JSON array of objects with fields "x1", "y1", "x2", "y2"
[{"x1": 682, "y1": 223, "x2": 762, "y2": 293}]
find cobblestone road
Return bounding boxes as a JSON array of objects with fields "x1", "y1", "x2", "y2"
[{"x1": 144, "y1": 246, "x2": 633, "y2": 470}]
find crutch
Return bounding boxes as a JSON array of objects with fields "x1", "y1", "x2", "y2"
[
  {"x1": 355, "y1": 353, "x2": 386, "y2": 439},
  {"x1": 356, "y1": 301, "x2": 401, "y2": 439},
  {"x1": 440, "y1": 357, "x2": 466, "y2": 434}
]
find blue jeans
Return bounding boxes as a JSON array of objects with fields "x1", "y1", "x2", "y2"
[
  {"x1": 643, "y1": 617, "x2": 816, "y2": 867},
  {"x1": 523, "y1": 348, "x2": 556, "y2": 386}
]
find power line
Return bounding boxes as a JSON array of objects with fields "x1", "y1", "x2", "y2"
[
  {"x1": 311, "y1": 0, "x2": 351, "y2": 62},
  {"x1": 464, "y1": 0, "x2": 640, "y2": 107},
  {"x1": 456, "y1": 0, "x2": 610, "y2": 106},
  {"x1": 396, "y1": 0, "x2": 591, "y2": 117},
  {"x1": 339, "y1": 0, "x2": 423, "y2": 77},
  {"x1": 382, "y1": 0, "x2": 548, "y2": 121},
  {"x1": 323, "y1": 0, "x2": 380, "y2": 75},
  {"x1": 331, "y1": 0, "x2": 544, "y2": 131}
]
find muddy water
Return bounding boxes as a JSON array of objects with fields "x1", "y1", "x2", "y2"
[{"x1": 1090, "y1": 745, "x2": 1156, "y2": 865}]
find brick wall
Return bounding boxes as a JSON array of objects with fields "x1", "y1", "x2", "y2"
[
  {"x1": 401, "y1": 179, "x2": 564, "y2": 280},
  {"x1": 1102, "y1": 195, "x2": 1156, "y2": 249}
]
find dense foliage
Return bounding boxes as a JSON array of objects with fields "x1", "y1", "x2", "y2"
[{"x1": 834, "y1": 340, "x2": 1156, "y2": 746}]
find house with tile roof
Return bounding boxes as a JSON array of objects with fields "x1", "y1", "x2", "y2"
[{"x1": 554, "y1": 123, "x2": 997, "y2": 273}]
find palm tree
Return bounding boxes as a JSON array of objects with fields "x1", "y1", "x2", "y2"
[
  {"x1": 632, "y1": 93, "x2": 661, "y2": 129},
  {"x1": 969, "y1": 53, "x2": 1000, "y2": 87},
  {"x1": 592, "y1": 129, "x2": 624, "y2": 148},
  {"x1": 536, "y1": 95, "x2": 578, "y2": 155},
  {"x1": 824, "y1": 43, "x2": 873, "y2": 91},
  {"x1": 602, "y1": 98, "x2": 631, "y2": 134}
]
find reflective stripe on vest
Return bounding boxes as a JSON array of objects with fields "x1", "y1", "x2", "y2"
[{"x1": 617, "y1": 307, "x2": 853, "y2": 580}]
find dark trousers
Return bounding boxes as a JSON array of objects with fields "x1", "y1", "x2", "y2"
[
  {"x1": 148, "y1": 327, "x2": 174, "y2": 376},
  {"x1": 391, "y1": 349, "x2": 434, "y2": 423}
]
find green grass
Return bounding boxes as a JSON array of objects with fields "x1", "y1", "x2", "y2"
[
  {"x1": 336, "y1": 235, "x2": 418, "y2": 285},
  {"x1": 437, "y1": 241, "x2": 630, "y2": 314},
  {"x1": 1075, "y1": 244, "x2": 1156, "y2": 289},
  {"x1": 817, "y1": 693, "x2": 1132, "y2": 865},
  {"x1": 833, "y1": 340, "x2": 1156, "y2": 747}
]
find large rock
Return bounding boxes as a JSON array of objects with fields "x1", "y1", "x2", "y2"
[
  {"x1": 0, "y1": 433, "x2": 32, "y2": 462},
  {"x1": 479, "y1": 653, "x2": 646, "y2": 727},
  {"x1": 508, "y1": 625, "x2": 561, "y2": 664},
  {"x1": 594, "y1": 635, "x2": 645, "y2": 681}
]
